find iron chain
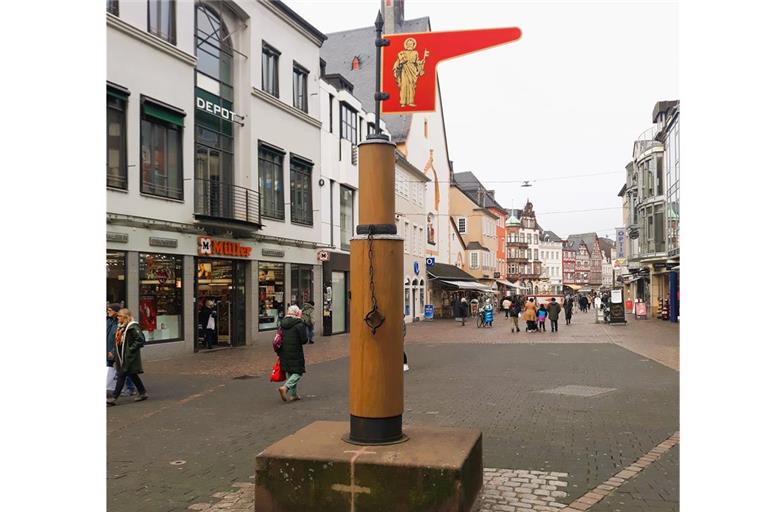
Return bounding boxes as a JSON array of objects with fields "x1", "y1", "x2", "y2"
[{"x1": 364, "y1": 231, "x2": 385, "y2": 334}]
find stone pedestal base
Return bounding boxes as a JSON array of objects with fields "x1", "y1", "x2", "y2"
[{"x1": 254, "y1": 421, "x2": 483, "y2": 512}]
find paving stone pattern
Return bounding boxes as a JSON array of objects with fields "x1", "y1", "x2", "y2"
[{"x1": 109, "y1": 312, "x2": 678, "y2": 512}]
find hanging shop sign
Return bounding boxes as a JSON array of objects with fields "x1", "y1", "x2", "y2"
[
  {"x1": 196, "y1": 96, "x2": 241, "y2": 124},
  {"x1": 413, "y1": 261, "x2": 420, "y2": 275},
  {"x1": 381, "y1": 27, "x2": 522, "y2": 114},
  {"x1": 425, "y1": 257, "x2": 436, "y2": 268},
  {"x1": 198, "y1": 237, "x2": 252, "y2": 258},
  {"x1": 317, "y1": 250, "x2": 330, "y2": 262},
  {"x1": 615, "y1": 228, "x2": 626, "y2": 259},
  {"x1": 262, "y1": 248, "x2": 285, "y2": 258}
]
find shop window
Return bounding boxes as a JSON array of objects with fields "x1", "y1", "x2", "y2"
[
  {"x1": 139, "y1": 253, "x2": 183, "y2": 343},
  {"x1": 107, "y1": 0, "x2": 119, "y2": 16},
  {"x1": 107, "y1": 251, "x2": 127, "y2": 306},
  {"x1": 107, "y1": 85, "x2": 128, "y2": 189},
  {"x1": 293, "y1": 63, "x2": 309, "y2": 113},
  {"x1": 148, "y1": 0, "x2": 176, "y2": 44},
  {"x1": 340, "y1": 185, "x2": 354, "y2": 250},
  {"x1": 141, "y1": 99, "x2": 184, "y2": 200},
  {"x1": 291, "y1": 264, "x2": 314, "y2": 307},
  {"x1": 290, "y1": 156, "x2": 313, "y2": 225},
  {"x1": 259, "y1": 262, "x2": 285, "y2": 330},
  {"x1": 259, "y1": 143, "x2": 285, "y2": 220},
  {"x1": 262, "y1": 42, "x2": 280, "y2": 97}
]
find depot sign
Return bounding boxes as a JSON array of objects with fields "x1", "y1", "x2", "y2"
[
  {"x1": 198, "y1": 237, "x2": 252, "y2": 258},
  {"x1": 196, "y1": 96, "x2": 240, "y2": 123}
]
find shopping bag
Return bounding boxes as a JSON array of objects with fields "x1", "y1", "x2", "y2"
[
  {"x1": 272, "y1": 327, "x2": 284, "y2": 352},
  {"x1": 270, "y1": 357, "x2": 286, "y2": 382},
  {"x1": 106, "y1": 366, "x2": 117, "y2": 390}
]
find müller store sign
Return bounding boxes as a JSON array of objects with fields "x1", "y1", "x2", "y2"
[{"x1": 198, "y1": 237, "x2": 252, "y2": 258}]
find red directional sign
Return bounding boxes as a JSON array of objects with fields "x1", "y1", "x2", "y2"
[{"x1": 381, "y1": 27, "x2": 522, "y2": 114}]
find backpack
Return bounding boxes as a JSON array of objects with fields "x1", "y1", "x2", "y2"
[{"x1": 272, "y1": 327, "x2": 284, "y2": 353}]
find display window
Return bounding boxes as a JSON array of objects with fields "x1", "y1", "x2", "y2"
[
  {"x1": 139, "y1": 253, "x2": 184, "y2": 343},
  {"x1": 291, "y1": 264, "x2": 313, "y2": 307},
  {"x1": 259, "y1": 262, "x2": 285, "y2": 330},
  {"x1": 107, "y1": 251, "x2": 127, "y2": 306}
]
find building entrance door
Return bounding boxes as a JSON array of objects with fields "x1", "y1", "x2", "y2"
[
  {"x1": 196, "y1": 258, "x2": 246, "y2": 350},
  {"x1": 331, "y1": 271, "x2": 347, "y2": 335}
]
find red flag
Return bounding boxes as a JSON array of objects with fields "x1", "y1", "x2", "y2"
[{"x1": 382, "y1": 27, "x2": 522, "y2": 114}]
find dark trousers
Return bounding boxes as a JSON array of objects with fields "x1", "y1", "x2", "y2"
[
  {"x1": 565, "y1": 313, "x2": 572, "y2": 324},
  {"x1": 204, "y1": 328, "x2": 216, "y2": 349},
  {"x1": 538, "y1": 321, "x2": 546, "y2": 331},
  {"x1": 504, "y1": 309, "x2": 510, "y2": 318},
  {"x1": 113, "y1": 372, "x2": 146, "y2": 398},
  {"x1": 550, "y1": 319, "x2": 559, "y2": 332}
]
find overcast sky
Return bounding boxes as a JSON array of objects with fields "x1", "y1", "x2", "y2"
[{"x1": 290, "y1": 0, "x2": 678, "y2": 239}]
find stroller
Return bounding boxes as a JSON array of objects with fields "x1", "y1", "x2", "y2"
[{"x1": 477, "y1": 302, "x2": 494, "y2": 328}]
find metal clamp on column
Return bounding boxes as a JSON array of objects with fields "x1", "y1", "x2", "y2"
[{"x1": 356, "y1": 224, "x2": 398, "y2": 236}]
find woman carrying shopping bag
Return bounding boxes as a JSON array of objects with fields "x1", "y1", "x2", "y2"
[{"x1": 276, "y1": 305, "x2": 309, "y2": 402}]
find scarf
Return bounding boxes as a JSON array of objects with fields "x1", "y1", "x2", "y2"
[{"x1": 115, "y1": 320, "x2": 139, "y2": 366}]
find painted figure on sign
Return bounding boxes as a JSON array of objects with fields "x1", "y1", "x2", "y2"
[{"x1": 393, "y1": 37, "x2": 429, "y2": 107}]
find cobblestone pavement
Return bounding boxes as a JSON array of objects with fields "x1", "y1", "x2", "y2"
[{"x1": 108, "y1": 312, "x2": 678, "y2": 512}]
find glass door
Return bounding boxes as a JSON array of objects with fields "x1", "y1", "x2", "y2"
[
  {"x1": 331, "y1": 271, "x2": 347, "y2": 334},
  {"x1": 231, "y1": 261, "x2": 246, "y2": 346}
]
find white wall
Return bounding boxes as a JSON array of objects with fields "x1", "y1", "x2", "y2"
[
  {"x1": 107, "y1": 10, "x2": 196, "y2": 224},
  {"x1": 401, "y1": 89, "x2": 452, "y2": 265}
]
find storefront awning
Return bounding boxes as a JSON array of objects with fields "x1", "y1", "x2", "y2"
[
  {"x1": 496, "y1": 279, "x2": 522, "y2": 289},
  {"x1": 439, "y1": 280, "x2": 494, "y2": 292}
]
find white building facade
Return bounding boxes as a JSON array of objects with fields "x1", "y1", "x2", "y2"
[
  {"x1": 107, "y1": 0, "x2": 330, "y2": 359},
  {"x1": 396, "y1": 153, "x2": 430, "y2": 323},
  {"x1": 540, "y1": 231, "x2": 563, "y2": 295},
  {"x1": 317, "y1": 73, "x2": 384, "y2": 335}
]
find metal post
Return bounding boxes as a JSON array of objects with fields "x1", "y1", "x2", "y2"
[{"x1": 370, "y1": 11, "x2": 390, "y2": 141}]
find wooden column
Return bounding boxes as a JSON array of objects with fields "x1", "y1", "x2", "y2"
[{"x1": 347, "y1": 139, "x2": 405, "y2": 444}]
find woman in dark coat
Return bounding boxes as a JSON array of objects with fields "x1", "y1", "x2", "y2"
[
  {"x1": 564, "y1": 298, "x2": 574, "y2": 325},
  {"x1": 108, "y1": 308, "x2": 148, "y2": 406},
  {"x1": 277, "y1": 305, "x2": 309, "y2": 402}
]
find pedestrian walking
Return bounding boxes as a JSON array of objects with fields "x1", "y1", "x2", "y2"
[
  {"x1": 107, "y1": 303, "x2": 136, "y2": 396},
  {"x1": 564, "y1": 297, "x2": 574, "y2": 325},
  {"x1": 548, "y1": 298, "x2": 561, "y2": 332},
  {"x1": 579, "y1": 295, "x2": 588, "y2": 313},
  {"x1": 199, "y1": 299, "x2": 217, "y2": 349},
  {"x1": 502, "y1": 296, "x2": 512, "y2": 318},
  {"x1": 537, "y1": 304, "x2": 548, "y2": 332},
  {"x1": 301, "y1": 300, "x2": 315, "y2": 344},
  {"x1": 523, "y1": 298, "x2": 538, "y2": 332},
  {"x1": 276, "y1": 305, "x2": 309, "y2": 402},
  {"x1": 510, "y1": 300, "x2": 521, "y2": 333},
  {"x1": 108, "y1": 309, "x2": 148, "y2": 406}
]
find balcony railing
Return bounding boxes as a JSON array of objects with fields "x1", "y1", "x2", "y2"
[{"x1": 194, "y1": 178, "x2": 261, "y2": 226}]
